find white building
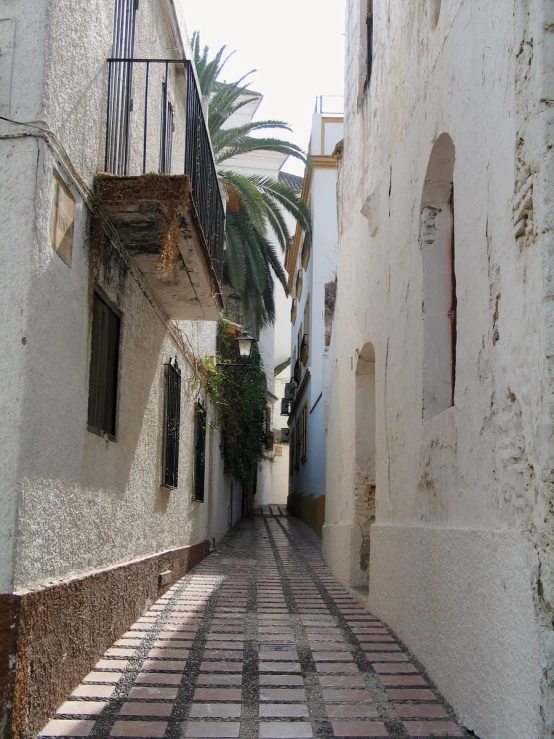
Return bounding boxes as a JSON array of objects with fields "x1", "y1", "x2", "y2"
[
  {"x1": 286, "y1": 99, "x2": 343, "y2": 536},
  {"x1": 324, "y1": 1, "x2": 554, "y2": 737},
  {"x1": 0, "y1": 2, "x2": 238, "y2": 736}
]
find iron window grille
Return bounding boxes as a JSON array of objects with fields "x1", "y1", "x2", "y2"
[
  {"x1": 193, "y1": 400, "x2": 207, "y2": 502},
  {"x1": 162, "y1": 358, "x2": 181, "y2": 488},
  {"x1": 87, "y1": 291, "x2": 121, "y2": 440}
]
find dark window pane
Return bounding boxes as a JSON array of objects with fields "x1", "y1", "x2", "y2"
[
  {"x1": 193, "y1": 401, "x2": 206, "y2": 501},
  {"x1": 88, "y1": 292, "x2": 120, "y2": 438},
  {"x1": 162, "y1": 359, "x2": 181, "y2": 488}
]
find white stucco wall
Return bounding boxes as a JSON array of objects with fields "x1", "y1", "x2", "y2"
[
  {"x1": 0, "y1": 0, "x2": 232, "y2": 593},
  {"x1": 5, "y1": 140, "x2": 226, "y2": 591},
  {"x1": 289, "y1": 114, "x2": 342, "y2": 505},
  {"x1": 324, "y1": 0, "x2": 554, "y2": 736}
]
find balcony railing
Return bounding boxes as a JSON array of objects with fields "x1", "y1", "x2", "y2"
[{"x1": 104, "y1": 57, "x2": 224, "y2": 286}]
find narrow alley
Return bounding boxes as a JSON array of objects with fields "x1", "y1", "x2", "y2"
[{"x1": 38, "y1": 509, "x2": 465, "y2": 739}]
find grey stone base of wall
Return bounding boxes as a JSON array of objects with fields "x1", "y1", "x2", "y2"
[{"x1": 0, "y1": 540, "x2": 210, "y2": 739}]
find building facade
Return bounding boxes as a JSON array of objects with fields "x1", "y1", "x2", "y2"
[
  {"x1": 286, "y1": 100, "x2": 343, "y2": 536},
  {"x1": 324, "y1": 1, "x2": 554, "y2": 737},
  {"x1": 0, "y1": 1, "x2": 236, "y2": 736}
]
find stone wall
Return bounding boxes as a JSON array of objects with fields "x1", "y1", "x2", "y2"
[{"x1": 324, "y1": 0, "x2": 554, "y2": 736}]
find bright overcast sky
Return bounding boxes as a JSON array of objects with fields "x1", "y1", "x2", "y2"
[{"x1": 182, "y1": 0, "x2": 346, "y2": 175}]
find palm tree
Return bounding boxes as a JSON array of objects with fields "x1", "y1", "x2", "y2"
[{"x1": 192, "y1": 34, "x2": 311, "y2": 330}]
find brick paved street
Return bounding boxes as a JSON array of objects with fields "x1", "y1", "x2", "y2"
[{"x1": 38, "y1": 508, "x2": 467, "y2": 739}]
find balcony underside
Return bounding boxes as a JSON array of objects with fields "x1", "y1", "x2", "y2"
[{"x1": 94, "y1": 174, "x2": 223, "y2": 320}]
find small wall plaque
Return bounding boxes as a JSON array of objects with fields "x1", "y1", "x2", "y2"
[{"x1": 50, "y1": 171, "x2": 75, "y2": 266}]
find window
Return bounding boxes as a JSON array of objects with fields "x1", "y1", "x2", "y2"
[
  {"x1": 289, "y1": 428, "x2": 296, "y2": 475},
  {"x1": 301, "y1": 232, "x2": 311, "y2": 269},
  {"x1": 162, "y1": 358, "x2": 181, "y2": 488},
  {"x1": 107, "y1": 0, "x2": 139, "y2": 175},
  {"x1": 295, "y1": 414, "x2": 302, "y2": 469},
  {"x1": 88, "y1": 291, "x2": 121, "y2": 439},
  {"x1": 301, "y1": 295, "x2": 310, "y2": 364},
  {"x1": 297, "y1": 404, "x2": 308, "y2": 462},
  {"x1": 296, "y1": 268, "x2": 304, "y2": 299},
  {"x1": 264, "y1": 406, "x2": 274, "y2": 450},
  {"x1": 193, "y1": 401, "x2": 207, "y2": 501},
  {"x1": 365, "y1": 1, "x2": 373, "y2": 91}
]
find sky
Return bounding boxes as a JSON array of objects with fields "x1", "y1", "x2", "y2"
[{"x1": 182, "y1": 0, "x2": 346, "y2": 175}]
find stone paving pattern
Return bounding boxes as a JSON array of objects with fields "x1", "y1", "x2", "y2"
[{"x1": 39, "y1": 507, "x2": 467, "y2": 738}]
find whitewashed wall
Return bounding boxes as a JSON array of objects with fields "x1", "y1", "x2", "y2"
[
  {"x1": 0, "y1": 0, "x2": 230, "y2": 592},
  {"x1": 324, "y1": 0, "x2": 554, "y2": 737}
]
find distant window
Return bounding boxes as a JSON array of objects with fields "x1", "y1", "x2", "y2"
[
  {"x1": 264, "y1": 406, "x2": 273, "y2": 450},
  {"x1": 162, "y1": 358, "x2": 181, "y2": 489},
  {"x1": 290, "y1": 428, "x2": 296, "y2": 475},
  {"x1": 193, "y1": 401, "x2": 207, "y2": 501},
  {"x1": 87, "y1": 291, "x2": 120, "y2": 439},
  {"x1": 297, "y1": 404, "x2": 308, "y2": 462}
]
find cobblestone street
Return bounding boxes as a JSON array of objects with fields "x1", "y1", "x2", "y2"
[{"x1": 39, "y1": 508, "x2": 467, "y2": 739}]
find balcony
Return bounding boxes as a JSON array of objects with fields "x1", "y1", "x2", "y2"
[{"x1": 94, "y1": 58, "x2": 224, "y2": 320}]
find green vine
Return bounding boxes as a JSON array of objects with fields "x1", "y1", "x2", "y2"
[{"x1": 199, "y1": 320, "x2": 268, "y2": 483}]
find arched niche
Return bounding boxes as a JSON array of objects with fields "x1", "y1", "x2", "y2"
[
  {"x1": 420, "y1": 133, "x2": 456, "y2": 421},
  {"x1": 351, "y1": 342, "x2": 376, "y2": 589}
]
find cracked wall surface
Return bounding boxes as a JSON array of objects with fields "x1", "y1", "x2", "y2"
[{"x1": 323, "y1": 0, "x2": 554, "y2": 737}]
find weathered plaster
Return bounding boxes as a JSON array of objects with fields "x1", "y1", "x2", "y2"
[{"x1": 325, "y1": 0, "x2": 554, "y2": 735}]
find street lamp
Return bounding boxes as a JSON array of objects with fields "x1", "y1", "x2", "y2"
[{"x1": 237, "y1": 331, "x2": 255, "y2": 360}]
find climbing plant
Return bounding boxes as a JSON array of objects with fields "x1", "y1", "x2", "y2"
[{"x1": 200, "y1": 321, "x2": 268, "y2": 483}]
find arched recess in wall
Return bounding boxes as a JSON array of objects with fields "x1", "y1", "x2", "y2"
[
  {"x1": 420, "y1": 133, "x2": 456, "y2": 421},
  {"x1": 350, "y1": 342, "x2": 376, "y2": 589}
]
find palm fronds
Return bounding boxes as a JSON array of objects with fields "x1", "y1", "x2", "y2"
[{"x1": 192, "y1": 33, "x2": 311, "y2": 331}]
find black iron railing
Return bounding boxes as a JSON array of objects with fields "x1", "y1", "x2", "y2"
[{"x1": 104, "y1": 58, "x2": 224, "y2": 286}]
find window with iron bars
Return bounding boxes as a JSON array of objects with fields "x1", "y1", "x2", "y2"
[
  {"x1": 162, "y1": 358, "x2": 181, "y2": 488},
  {"x1": 193, "y1": 400, "x2": 207, "y2": 502}
]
